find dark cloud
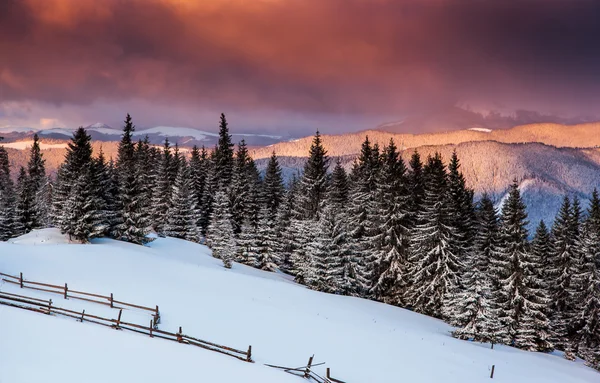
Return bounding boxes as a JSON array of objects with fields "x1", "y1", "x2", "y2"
[{"x1": 1, "y1": 0, "x2": 599, "y2": 132}]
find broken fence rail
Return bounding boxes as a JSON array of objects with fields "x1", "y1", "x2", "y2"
[
  {"x1": 0, "y1": 292, "x2": 253, "y2": 363},
  {"x1": 265, "y1": 355, "x2": 346, "y2": 383},
  {"x1": 0, "y1": 271, "x2": 160, "y2": 325}
]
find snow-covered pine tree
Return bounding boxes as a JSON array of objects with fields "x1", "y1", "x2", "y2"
[
  {"x1": 0, "y1": 146, "x2": 18, "y2": 240},
  {"x1": 230, "y1": 140, "x2": 254, "y2": 234},
  {"x1": 262, "y1": 151, "x2": 284, "y2": 216},
  {"x1": 574, "y1": 189, "x2": 600, "y2": 369},
  {"x1": 446, "y1": 150, "x2": 476, "y2": 257},
  {"x1": 199, "y1": 148, "x2": 218, "y2": 240},
  {"x1": 15, "y1": 167, "x2": 34, "y2": 235},
  {"x1": 253, "y1": 204, "x2": 280, "y2": 271},
  {"x1": 407, "y1": 150, "x2": 425, "y2": 226},
  {"x1": 406, "y1": 153, "x2": 462, "y2": 318},
  {"x1": 274, "y1": 175, "x2": 299, "y2": 273},
  {"x1": 63, "y1": 164, "x2": 106, "y2": 242},
  {"x1": 346, "y1": 137, "x2": 381, "y2": 297},
  {"x1": 189, "y1": 145, "x2": 208, "y2": 233},
  {"x1": 26, "y1": 133, "x2": 49, "y2": 229},
  {"x1": 93, "y1": 148, "x2": 118, "y2": 236},
  {"x1": 452, "y1": 194, "x2": 500, "y2": 343},
  {"x1": 493, "y1": 181, "x2": 552, "y2": 351},
  {"x1": 329, "y1": 159, "x2": 349, "y2": 206},
  {"x1": 151, "y1": 138, "x2": 174, "y2": 235},
  {"x1": 311, "y1": 202, "x2": 346, "y2": 293},
  {"x1": 164, "y1": 160, "x2": 199, "y2": 241},
  {"x1": 370, "y1": 139, "x2": 411, "y2": 306},
  {"x1": 214, "y1": 113, "x2": 235, "y2": 190},
  {"x1": 113, "y1": 114, "x2": 150, "y2": 245},
  {"x1": 290, "y1": 131, "x2": 330, "y2": 285},
  {"x1": 134, "y1": 137, "x2": 154, "y2": 230},
  {"x1": 549, "y1": 196, "x2": 582, "y2": 358},
  {"x1": 207, "y1": 190, "x2": 236, "y2": 268}
]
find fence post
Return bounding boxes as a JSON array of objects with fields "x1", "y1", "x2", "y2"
[
  {"x1": 80, "y1": 310, "x2": 85, "y2": 322},
  {"x1": 327, "y1": 368, "x2": 331, "y2": 379},
  {"x1": 47, "y1": 299, "x2": 52, "y2": 314},
  {"x1": 177, "y1": 326, "x2": 183, "y2": 343},
  {"x1": 19, "y1": 272, "x2": 23, "y2": 288},
  {"x1": 304, "y1": 355, "x2": 314, "y2": 378},
  {"x1": 149, "y1": 320, "x2": 154, "y2": 338},
  {"x1": 247, "y1": 345, "x2": 252, "y2": 362},
  {"x1": 64, "y1": 283, "x2": 68, "y2": 299},
  {"x1": 490, "y1": 365, "x2": 495, "y2": 379},
  {"x1": 110, "y1": 293, "x2": 114, "y2": 308},
  {"x1": 115, "y1": 309, "x2": 122, "y2": 329},
  {"x1": 154, "y1": 305, "x2": 160, "y2": 325}
]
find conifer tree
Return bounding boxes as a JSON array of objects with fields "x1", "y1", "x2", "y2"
[
  {"x1": 406, "y1": 153, "x2": 461, "y2": 318},
  {"x1": 575, "y1": 189, "x2": 600, "y2": 368},
  {"x1": 0, "y1": 147, "x2": 18, "y2": 240},
  {"x1": 207, "y1": 190, "x2": 236, "y2": 268},
  {"x1": 452, "y1": 194, "x2": 500, "y2": 342},
  {"x1": 26, "y1": 133, "x2": 48, "y2": 228},
  {"x1": 329, "y1": 159, "x2": 349, "y2": 206},
  {"x1": 371, "y1": 139, "x2": 411, "y2": 305},
  {"x1": 290, "y1": 131, "x2": 330, "y2": 284},
  {"x1": 252, "y1": 205, "x2": 280, "y2": 271},
  {"x1": 16, "y1": 167, "x2": 34, "y2": 234},
  {"x1": 274, "y1": 176, "x2": 299, "y2": 273},
  {"x1": 549, "y1": 196, "x2": 582, "y2": 357},
  {"x1": 113, "y1": 114, "x2": 149, "y2": 244},
  {"x1": 214, "y1": 113, "x2": 235, "y2": 189},
  {"x1": 263, "y1": 151, "x2": 284, "y2": 215},
  {"x1": 492, "y1": 181, "x2": 552, "y2": 351},
  {"x1": 199, "y1": 148, "x2": 218, "y2": 239},
  {"x1": 165, "y1": 161, "x2": 199, "y2": 241},
  {"x1": 151, "y1": 138, "x2": 174, "y2": 235},
  {"x1": 189, "y1": 145, "x2": 208, "y2": 231},
  {"x1": 408, "y1": 150, "x2": 425, "y2": 225}
]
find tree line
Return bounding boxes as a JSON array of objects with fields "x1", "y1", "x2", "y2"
[{"x1": 0, "y1": 114, "x2": 598, "y2": 369}]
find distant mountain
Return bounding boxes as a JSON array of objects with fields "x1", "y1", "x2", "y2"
[
  {"x1": 0, "y1": 124, "x2": 292, "y2": 148},
  {"x1": 256, "y1": 140, "x2": 600, "y2": 232}
]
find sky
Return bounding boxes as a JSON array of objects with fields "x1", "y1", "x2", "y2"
[{"x1": 1, "y1": 0, "x2": 600, "y2": 136}]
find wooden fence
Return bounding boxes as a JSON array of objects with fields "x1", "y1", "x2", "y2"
[
  {"x1": 0, "y1": 272, "x2": 160, "y2": 326},
  {"x1": 266, "y1": 355, "x2": 346, "y2": 383},
  {"x1": 0, "y1": 291, "x2": 253, "y2": 362}
]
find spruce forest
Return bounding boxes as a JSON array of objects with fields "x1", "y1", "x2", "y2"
[{"x1": 1, "y1": 113, "x2": 599, "y2": 370}]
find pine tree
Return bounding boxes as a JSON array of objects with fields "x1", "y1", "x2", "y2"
[
  {"x1": 263, "y1": 151, "x2": 284, "y2": 216},
  {"x1": 492, "y1": 181, "x2": 552, "y2": 351},
  {"x1": 370, "y1": 139, "x2": 411, "y2": 305},
  {"x1": 207, "y1": 190, "x2": 236, "y2": 268},
  {"x1": 575, "y1": 189, "x2": 600, "y2": 368},
  {"x1": 0, "y1": 147, "x2": 18, "y2": 240},
  {"x1": 93, "y1": 149, "x2": 118, "y2": 236},
  {"x1": 452, "y1": 194, "x2": 500, "y2": 342},
  {"x1": 189, "y1": 145, "x2": 208, "y2": 232},
  {"x1": 311, "y1": 203, "x2": 347, "y2": 293},
  {"x1": 26, "y1": 133, "x2": 48, "y2": 229},
  {"x1": 329, "y1": 159, "x2": 349, "y2": 206},
  {"x1": 230, "y1": 140, "x2": 254, "y2": 234},
  {"x1": 214, "y1": 113, "x2": 235, "y2": 189},
  {"x1": 549, "y1": 196, "x2": 582, "y2": 357},
  {"x1": 151, "y1": 139, "x2": 175, "y2": 235},
  {"x1": 274, "y1": 176, "x2": 299, "y2": 273},
  {"x1": 408, "y1": 150, "x2": 425, "y2": 225},
  {"x1": 406, "y1": 153, "x2": 461, "y2": 318},
  {"x1": 164, "y1": 161, "x2": 199, "y2": 241},
  {"x1": 253, "y1": 205, "x2": 280, "y2": 271},
  {"x1": 199, "y1": 148, "x2": 218, "y2": 239},
  {"x1": 113, "y1": 114, "x2": 149, "y2": 245},
  {"x1": 290, "y1": 131, "x2": 330, "y2": 285}
]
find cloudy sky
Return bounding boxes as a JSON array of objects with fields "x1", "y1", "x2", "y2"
[{"x1": 1, "y1": 0, "x2": 599, "y2": 135}]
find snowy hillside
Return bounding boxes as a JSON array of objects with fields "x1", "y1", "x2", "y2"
[{"x1": 0, "y1": 229, "x2": 597, "y2": 383}]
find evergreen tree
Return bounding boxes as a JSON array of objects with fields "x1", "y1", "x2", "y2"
[
  {"x1": 207, "y1": 190, "x2": 236, "y2": 268},
  {"x1": 453, "y1": 194, "x2": 500, "y2": 342},
  {"x1": 26, "y1": 133, "x2": 48, "y2": 228},
  {"x1": 15, "y1": 167, "x2": 33, "y2": 234},
  {"x1": 406, "y1": 153, "x2": 461, "y2": 318},
  {"x1": 371, "y1": 139, "x2": 411, "y2": 305},
  {"x1": 230, "y1": 140, "x2": 255, "y2": 234},
  {"x1": 274, "y1": 176, "x2": 299, "y2": 273},
  {"x1": 151, "y1": 138, "x2": 174, "y2": 235},
  {"x1": 189, "y1": 145, "x2": 208, "y2": 232},
  {"x1": 408, "y1": 150, "x2": 425, "y2": 225},
  {"x1": 492, "y1": 181, "x2": 552, "y2": 351},
  {"x1": 549, "y1": 196, "x2": 582, "y2": 357},
  {"x1": 329, "y1": 159, "x2": 349, "y2": 206},
  {"x1": 0, "y1": 147, "x2": 18, "y2": 240},
  {"x1": 575, "y1": 189, "x2": 600, "y2": 368},
  {"x1": 263, "y1": 151, "x2": 284, "y2": 215},
  {"x1": 311, "y1": 203, "x2": 347, "y2": 293},
  {"x1": 113, "y1": 114, "x2": 149, "y2": 245},
  {"x1": 164, "y1": 161, "x2": 199, "y2": 241},
  {"x1": 214, "y1": 113, "x2": 235, "y2": 189},
  {"x1": 252, "y1": 205, "x2": 280, "y2": 271},
  {"x1": 199, "y1": 148, "x2": 218, "y2": 239},
  {"x1": 290, "y1": 131, "x2": 330, "y2": 285}
]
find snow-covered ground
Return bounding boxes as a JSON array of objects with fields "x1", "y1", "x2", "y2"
[{"x1": 0, "y1": 229, "x2": 597, "y2": 383}]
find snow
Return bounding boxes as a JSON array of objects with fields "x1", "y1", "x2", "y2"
[
  {"x1": 468, "y1": 127, "x2": 493, "y2": 133},
  {"x1": 0, "y1": 141, "x2": 68, "y2": 150},
  {"x1": 0, "y1": 126, "x2": 35, "y2": 134},
  {"x1": 495, "y1": 179, "x2": 536, "y2": 212},
  {"x1": 0, "y1": 228, "x2": 598, "y2": 383},
  {"x1": 133, "y1": 126, "x2": 282, "y2": 141}
]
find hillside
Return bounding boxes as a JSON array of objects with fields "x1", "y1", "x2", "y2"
[
  {"x1": 1, "y1": 229, "x2": 598, "y2": 383},
  {"x1": 250, "y1": 122, "x2": 600, "y2": 160}
]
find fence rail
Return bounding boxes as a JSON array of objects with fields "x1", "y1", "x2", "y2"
[
  {"x1": 0, "y1": 272, "x2": 160, "y2": 325},
  {"x1": 0, "y1": 291, "x2": 252, "y2": 363}
]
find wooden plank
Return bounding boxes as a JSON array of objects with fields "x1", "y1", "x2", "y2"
[
  {"x1": 0, "y1": 272, "x2": 19, "y2": 280},
  {"x1": 181, "y1": 333, "x2": 248, "y2": 356},
  {"x1": 0, "y1": 291, "x2": 49, "y2": 303},
  {"x1": 112, "y1": 299, "x2": 155, "y2": 312},
  {"x1": 68, "y1": 289, "x2": 111, "y2": 300},
  {"x1": 22, "y1": 280, "x2": 64, "y2": 290}
]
